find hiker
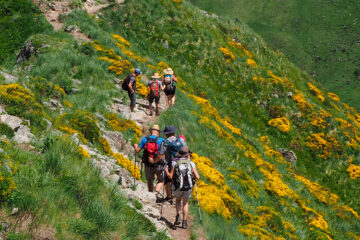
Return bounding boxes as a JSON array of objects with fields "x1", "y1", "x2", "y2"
[
  {"x1": 122, "y1": 68, "x2": 142, "y2": 112},
  {"x1": 157, "y1": 125, "x2": 187, "y2": 203},
  {"x1": 165, "y1": 146, "x2": 200, "y2": 229},
  {"x1": 134, "y1": 124, "x2": 165, "y2": 201},
  {"x1": 148, "y1": 72, "x2": 164, "y2": 116},
  {"x1": 162, "y1": 68, "x2": 177, "y2": 106}
]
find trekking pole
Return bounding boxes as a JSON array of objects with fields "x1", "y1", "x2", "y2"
[
  {"x1": 133, "y1": 150, "x2": 136, "y2": 186},
  {"x1": 160, "y1": 164, "x2": 166, "y2": 216},
  {"x1": 194, "y1": 182, "x2": 202, "y2": 223}
]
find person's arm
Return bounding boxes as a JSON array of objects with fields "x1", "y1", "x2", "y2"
[
  {"x1": 172, "y1": 74, "x2": 178, "y2": 82},
  {"x1": 192, "y1": 164, "x2": 200, "y2": 180},
  {"x1": 159, "y1": 80, "x2": 165, "y2": 91},
  {"x1": 134, "y1": 137, "x2": 145, "y2": 153},
  {"x1": 128, "y1": 77, "x2": 135, "y2": 94},
  {"x1": 154, "y1": 141, "x2": 166, "y2": 163},
  {"x1": 167, "y1": 165, "x2": 175, "y2": 179}
]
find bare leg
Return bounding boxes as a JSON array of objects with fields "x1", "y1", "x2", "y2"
[
  {"x1": 165, "y1": 182, "x2": 171, "y2": 198},
  {"x1": 149, "y1": 102, "x2": 153, "y2": 115},
  {"x1": 171, "y1": 95, "x2": 176, "y2": 105},
  {"x1": 182, "y1": 198, "x2": 189, "y2": 220},
  {"x1": 176, "y1": 198, "x2": 181, "y2": 215},
  {"x1": 155, "y1": 103, "x2": 160, "y2": 115},
  {"x1": 155, "y1": 182, "x2": 163, "y2": 193},
  {"x1": 167, "y1": 95, "x2": 172, "y2": 106}
]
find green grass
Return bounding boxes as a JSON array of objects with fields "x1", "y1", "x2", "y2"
[{"x1": 190, "y1": 0, "x2": 360, "y2": 110}]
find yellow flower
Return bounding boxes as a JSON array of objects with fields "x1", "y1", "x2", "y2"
[
  {"x1": 105, "y1": 113, "x2": 142, "y2": 141},
  {"x1": 327, "y1": 92, "x2": 340, "y2": 102},
  {"x1": 292, "y1": 90, "x2": 313, "y2": 112},
  {"x1": 219, "y1": 46, "x2": 235, "y2": 63},
  {"x1": 227, "y1": 39, "x2": 253, "y2": 58},
  {"x1": 246, "y1": 58, "x2": 258, "y2": 69},
  {"x1": 79, "y1": 146, "x2": 90, "y2": 158},
  {"x1": 308, "y1": 82, "x2": 325, "y2": 102},
  {"x1": 347, "y1": 164, "x2": 360, "y2": 179},
  {"x1": 268, "y1": 117, "x2": 291, "y2": 133}
]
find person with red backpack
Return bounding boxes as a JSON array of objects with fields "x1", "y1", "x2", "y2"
[
  {"x1": 134, "y1": 124, "x2": 164, "y2": 201},
  {"x1": 147, "y1": 73, "x2": 164, "y2": 116}
]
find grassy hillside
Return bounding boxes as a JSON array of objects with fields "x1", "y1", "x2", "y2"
[
  {"x1": 1, "y1": 0, "x2": 360, "y2": 239},
  {"x1": 190, "y1": 0, "x2": 360, "y2": 111}
]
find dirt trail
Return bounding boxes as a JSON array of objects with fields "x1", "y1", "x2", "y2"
[{"x1": 32, "y1": 1, "x2": 201, "y2": 239}]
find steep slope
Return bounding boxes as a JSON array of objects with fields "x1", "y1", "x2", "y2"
[
  {"x1": 190, "y1": 0, "x2": 360, "y2": 111},
  {"x1": 1, "y1": 0, "x2": 360, "y2": 239}
]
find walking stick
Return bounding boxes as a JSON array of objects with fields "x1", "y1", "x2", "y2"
[
  {"x1": 194, "y1": 182, "x2": 202, "y2": 223},
  {"x1": 160, "y1": 168, "x2": 165, "y2": 216},
  {"x1": 133, "y1": 150, "x2": 136, "y2": 186}
]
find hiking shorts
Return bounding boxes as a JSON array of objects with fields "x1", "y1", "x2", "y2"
[
  {"x1": 164, "y1": 87, "x2": 176, "y2": 96},
  {"x1": 173, "y1": 188, "x2": 192, "y2": 199},
  {"x1": 128, "y1": 92, "x2": 136, "y2": 106},
  {"x1": 145, "y1": 164, "x2": 164, "y2": 183},
  {"x1": 148, "y1": 94, "x2": 160, "y2": 104}
]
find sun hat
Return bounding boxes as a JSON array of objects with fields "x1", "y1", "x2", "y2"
[
  {"x1": 161, "y1": 125, "x2": 178, "y2": 135},
  {"x1": 151, "y1": 73, "x2": 161, "y2": 79},
  {"x1": 175, "y1": 146, "x2": 192, "y2": 158},
  {"x1": 150, "y1": 124, "x2": 160, "y2": 132},
  {"x1": 134, "y1": 68, "x2": 142, "y2": 74},
  {"x1": 163, "y1": 68, "x2": 174, "y2": 75}
]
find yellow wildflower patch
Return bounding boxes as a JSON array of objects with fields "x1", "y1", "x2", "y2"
[
  {"x1": 113, "y1": 152, "x2": 141, "y2": 180},
  {"x1": 327, "y1": 92, "x2": 340, "y2": 102},
  {"x1": 292, "y1": 90, "x2": 313, "y2": 112},
  {"x1": 79, "y1": 146, "x2": 90, "y2": 158},
  {"x1": 347, "y1": 164, "x2": 360, "y2": 179},
  {"x1": 219, "y1": 46, "x2": 235, "y2": 63},
  {"x1": 111, "y1": 34, "x2": 130, "y2": 47},
  {"x1": 246, "y1": 58, "x2": 258, "y2": 69},
  {"x1": 191, "y1": 153, "x2": 225, "y2": 186},
  {"x1": 267, "y1": 71, "x2": 295, "y2": 88},
  {"x1": 306, "y1": 133, "x2": 341, "y2": 159},
  {"x1": 57, "y1": 125, "x2": 88, "y2": 144},
  {"x1": 63, "y1": 100, "x2": 73, "y2": 108},
  {"x1": 106, "y1": 113, "x2": 142, "y2": 141},
  {"x1": 308, "y1": 82, "x2": 325, "y2": 102},
  {"x1": 227, "y1": 39, "x2": 253, "y2": 58},
  {"x1": 310, "y1": 109, "x2": 331, "y2": 129},
  {"x1": 228, "y1": 167, "x2": 259, "y2": 198},
  {"x1": 268, "y1": 117, "x2": 291, "y2": 133}
]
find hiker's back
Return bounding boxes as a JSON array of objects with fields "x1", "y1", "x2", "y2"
[
  {"x1": 141, "y1": 135, "x2": 163, "y2": 165},
  {"x1": 163, "y1": 136, "x2": 186, "y2": 162},
  {"x1": 173, "y1": 159, "x2": 195, "y2": 191}
]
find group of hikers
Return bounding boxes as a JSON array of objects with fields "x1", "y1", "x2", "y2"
[
  {"x1": 122, "y1": 67, "x2": 178, "y2": 115},
  {"x1": 134, "y1": 125, "x2": 200, "y2": 229}
]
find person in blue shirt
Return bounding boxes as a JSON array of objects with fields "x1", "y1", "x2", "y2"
[{"x1": 134, "y1": 124, "x2": 164, "y2": 200}]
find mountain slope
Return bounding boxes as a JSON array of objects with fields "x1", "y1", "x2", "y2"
[
  {"x1": 0, "y1": 0, "x2": 360, "y2": 239},
  {"x1": 190, "y1": 0, "x2": 360, "y2": 111}
]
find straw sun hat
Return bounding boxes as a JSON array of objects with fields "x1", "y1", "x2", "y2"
[
  {"x1": 163, "y1": 68, "x2": 174, "y2": 75},
  {"x1": 151, "y1": 73, "x2": 161, "y2": 79}
]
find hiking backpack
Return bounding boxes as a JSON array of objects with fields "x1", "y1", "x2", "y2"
[
  {"x1": 164, "y1": 74, "x2": 174, "y2": 91},
  {"x1": 149, "y1": 80, "x2": 160, "y2": 97},
  {"x1": 121, "y1": 75, "x2": 131, "y2": 91},
  {"x1": 173, "y1": 159, "x2": 195, "y2": 191},
  {"x1": 142, "y1": 137, "x2": 160, "y2": 164},
  {"x1": 165, "y1": 138, "x2": 183, "y2": 158}
]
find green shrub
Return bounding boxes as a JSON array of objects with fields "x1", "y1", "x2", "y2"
[{"x1": 0, "y1": 123, "x2": 14, "y2": 138}]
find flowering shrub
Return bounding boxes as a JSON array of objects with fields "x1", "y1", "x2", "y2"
[
  {"x1": 246, "y1": 59, "x2": 258, "y2": 69},
  {"x1": 0, "y1": 152, "x2": 17, "y2": 200},
  {"x1": 79, "y1": 146, "x2": 90, "y2": 158},
  {"x1": 191, "y1": 153, "x2": 225, "y2": 186},
  {"x1": 55, "y1": 111, "x2": 100, "y2": 143},
  {"x1": 310, "y1": 109, "x2": 331, "y2": 129},
  {"x1": 0, "y1": 83, "x2": 45, "y2": 125},
  {"x1": 292, "y1": 90, "x2": 313, "y2": 112},
  {"x1": 267, "y1": 71, "x2": 295, "y2": 88},
  {"x1": 227, "y1": 39, "x2": 253, "y2": 58},
  {"x1": 63, "y1": 100, "x2": 73, "y2": 108},
  {"x1": 99, "y1": 137, "x2": 112, "y2": 156},
  {"x1": 306, "y1": 133, "x2": 341, "y2": 159},
  {"x1": 328, "y1": 92, "x2": 340, "y2": 102},
  {"x1": 347, "y1": 164, "x2": 360, "y2": 179},
  {"x1": 105, "y1": 113, "x2": 142, "y2": 142},
  {"x1": 268, "y1": 117, "x2": 291, "y2": 133},
  {"x1": 308, "y1": 82, "x2": 325, "y2": 102},
  {"x1": 57, "y1": 125, "x2": 88, "y2": 144},
  {"x1": 112, "y1": 34, "x2": 147, "y2": 62},
  {"x1": 219, "y1": 47, "x2": 235, "y2": 63}
]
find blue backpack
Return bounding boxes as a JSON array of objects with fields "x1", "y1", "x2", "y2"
[{"x1": 165, "y1": 138, "x2": 183, "y2": 158}]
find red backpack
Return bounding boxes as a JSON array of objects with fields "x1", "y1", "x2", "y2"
[
  {"x1": 150, "y1": 80, "x2": 160, "y2": 97},
  {"x1": 143, "y1": 137, "x2": 160, "y2": 164}
]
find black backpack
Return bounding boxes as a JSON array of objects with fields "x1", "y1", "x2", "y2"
[
  {"x1": 165, "y1": 138, "x2": 183, "y2": 158},
  {"x1": 122, "y1": 75, "x2": 131, "y2": 91}
]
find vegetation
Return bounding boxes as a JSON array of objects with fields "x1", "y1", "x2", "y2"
[
  {"x1": 191, "y1": 0, "x2": 360, "y2": 111},
  {"x1": 0, "y1": 0, "x2": 360, "y2": 239}
]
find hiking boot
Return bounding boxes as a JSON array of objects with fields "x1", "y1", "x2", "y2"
[
  {"x1": 155, "y1": 110, "x2": 160, "y2": 116},
  {"x1": 174, "y1": 214, "x2": 180, "y2": 225},
  {"x1": 182, "y1": 220, "x2": 188, "y2": 229},
  {"x1": 155, "y1": 192, "x2": 162, "y2": 203},
  {"x1": 149, "y1": 110, "x2": 153, "y2": 116},
  {"x1": 164, "y1": 197, "x2": 173, "y2": 205}
]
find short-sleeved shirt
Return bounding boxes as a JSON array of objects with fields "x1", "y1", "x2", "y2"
[
  {"x1": 147, "y1": 80, "x2": 162, "y2": 88},
  {"x1": 128, "y1": 74, "x2": 137, "y2": 95},
  {"x1": 139, "y1": 135, "x2": 163, "y2": 149},
  {"x1": 159, "y1": 136, "x2": 187, "y2": 162}
]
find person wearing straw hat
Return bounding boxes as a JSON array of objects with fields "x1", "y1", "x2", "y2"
[
  {"x1": 162, "y1": 68, "x2": 178, "y2": 106},
  {"x1": 134, "y1": 124, "x2": 164, "y2": 200},
  {"x1": 147, "y1": 72, "x2": 164, "y2": 116},
  {"x1": 165, "y1": 146, "x2": 200, "y2": 229}
]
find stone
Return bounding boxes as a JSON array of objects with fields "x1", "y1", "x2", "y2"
[
  {"x1": 70, "y1": 133, "x2": 80, "y2": 145},
  {"x1": 64, "y1": 25, "x2": 79, "y2": 33},
  {"x1": 277, "y1": 148, "x2": 297, "y2": 166},
  {"x1": 16, "y1": 40, "x2": 37, "y2": 65},
  {"x1": 14, "y1": 125, "x2": 35, "y2": 144},
  {"x1": 108, "y1": 174, "x2": 120, "y2": 184},
  {"x1": 123, "y1": 142, "x2": 134, "y2": 155},
  {"x1": 100, "y1": 166, "x2": 110, "y2": 178},
  {"x1": 11, "y1": 207, "x2": 19, "y2": 215},
  {"x1": 0, "y1": 105, "x2": 6, "y2": 114},
  {"x1": 287, "y1": 91, "x2": 293, "y2": 98},
  {"x1": 114, "y1": 78, "x2": 121, "y2": 84},
  {"x1": 0, "y1": 114, "x2": 22, "y2": 130},
  {"x1": 72, "y1": 79, "x2": 82, "y2": 85}
]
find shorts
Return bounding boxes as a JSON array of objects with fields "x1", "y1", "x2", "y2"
[
  {"x1": 164, "y1": 86, "x2": 176, "y2": 96},
  {"x1": 164, "y1": 175, "x2": 172, "y2": 184},
  {"x1": 145, "y1": 164, "x2": 164, "y2": 183},
  {"x1": 148, "y1": 94, "x2": 160, "y2": 104},
  {"x1": 173, "y1": 188, "x2": 192, "y2": 199},
  {"x1": 128, "y1": 92, "x2": 136, "y2": 106}
]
